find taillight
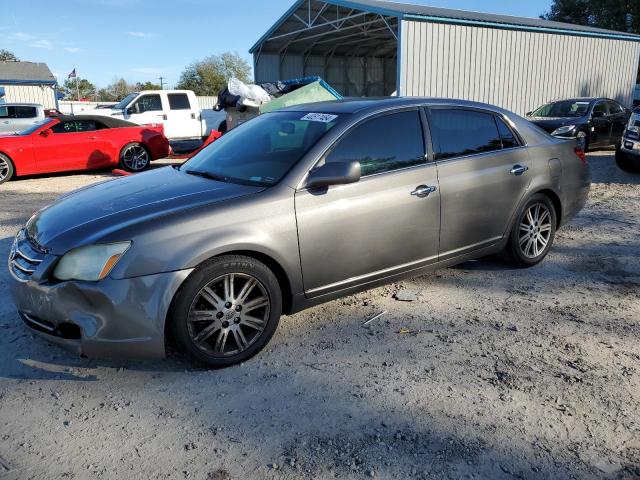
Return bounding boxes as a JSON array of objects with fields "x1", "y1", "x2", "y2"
[{"x1": 574, "y1": 147, "x2": 587, "y2": 165}]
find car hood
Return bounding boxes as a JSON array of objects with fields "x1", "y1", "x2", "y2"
[
  {"x1": 26, "y1": 166, "x2": 265, "y2": 254},
  {"x1": 529, "y1": 116, "x2": 588, "y2": 133}
]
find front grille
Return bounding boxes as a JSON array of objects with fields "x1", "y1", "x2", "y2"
[{"x1": 8, "y1": 231, "x2": 45, "y2": 282}]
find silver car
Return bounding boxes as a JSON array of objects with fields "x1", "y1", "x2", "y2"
[
  {"x1": 0, "y1": 103, "x2": 45, "y2": 134},
  {"x1": 9, "y1": 98, "x2": 591, "y2": 367}
]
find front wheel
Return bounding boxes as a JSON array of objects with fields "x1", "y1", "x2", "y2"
[
  {"x1": 170, "y1": 255, "x2": 282, "y2": 368},
  {"x1": 503, "y1": 194, "x2": 557, "y2": 267},
  {"x1": 119, "y1": 143, "x2": 150, "y2": 172},
  {"x1": 0, "y1": 153, "x2": 15, "y2": 184}
]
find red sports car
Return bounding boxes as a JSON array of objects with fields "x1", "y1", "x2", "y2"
[{"x1": 0, "y1": 115, "x2": 170, "y2": 183}]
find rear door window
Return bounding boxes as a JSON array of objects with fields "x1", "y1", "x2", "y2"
[
  {"x1": 325, "y1": 110, "x2": 426, "y2": 176},
  {"x1": 429, "y1": 109, "x2": 502, "y2": 160},
  {"x1": 607, "y1": 101, "x2": 624, "y2": 115},
  {"x1": 14, "y1": 106, "x2": 37, "y2": 118},
  {"x1": 168, "y1": 93, "x2": 191, "y2": 110},
  {"x1": 0, "y1": 106, "x2": 8, "y2": 118},
  {"x1": 496, "y1": 116, "x2": 520, "y2": 149}
]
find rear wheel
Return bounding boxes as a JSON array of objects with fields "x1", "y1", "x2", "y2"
[
  {"x1": 170, "y1": 255, "x2": 282, "y2": 368},
  {"x1": 0, "y1": 154, "x2": 15, "y2": 184},
  {"x1": 119, "y1": 143, "x2": 150, "y2": 172},
  {"x1": 503, "y1": 194, "x2": 557, "y2": 267}
]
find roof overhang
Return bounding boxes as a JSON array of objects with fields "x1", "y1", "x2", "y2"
[
  {"x1": 250, "y1": 0, "x2": 399, "y2": 58},
  {"x1": 0, "y1": 79, "x2": 57, "y2": 86},
  {"x1": 251, "y1": 0, "x2": 640, "y2": 56}
]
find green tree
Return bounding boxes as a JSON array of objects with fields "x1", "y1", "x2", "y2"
[
  {"x1": 61, "y1": 78, "x2": 96, "y2": 100},
  {"x1": 542, "y1": 0, "x2": 640, "y2": 33},
  {"x1": 134, "y1": 81, "x2": 162, "y2": 90},
  {"x1": 176, "y1": 51, "x2": 252, "y2": 95},
  {"x1": 0, "y1": 49, "x2": 19, "y2": 61}
]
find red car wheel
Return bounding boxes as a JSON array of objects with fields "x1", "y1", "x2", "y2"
[{"x1": 119, "y1": 143, "x2": 150, "y2": 172}]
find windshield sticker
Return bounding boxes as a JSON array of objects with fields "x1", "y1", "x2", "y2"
[{"x1": 301, "y1": 113, "x2": 338, "y2": 123}]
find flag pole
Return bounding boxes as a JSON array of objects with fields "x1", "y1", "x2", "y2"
[{"x1": 75, "y1": 67, "x2": 80, "y2": 101}]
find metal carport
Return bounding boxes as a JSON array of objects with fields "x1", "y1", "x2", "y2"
[{"x1": 251, "y1": 0, "x2": 640, "y2": 114}]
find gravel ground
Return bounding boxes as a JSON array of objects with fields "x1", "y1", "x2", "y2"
[{"x1": 0, "y1": 153, "x2": 638, "y2": 480}]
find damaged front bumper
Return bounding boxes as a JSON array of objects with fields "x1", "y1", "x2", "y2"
[{"x1": 8, "y1": 230, "x2": 192, "y2": 360}]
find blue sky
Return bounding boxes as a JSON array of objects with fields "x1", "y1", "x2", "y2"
[{"x1": 3, "y1": 0, "x2": 552, "y2": 88}]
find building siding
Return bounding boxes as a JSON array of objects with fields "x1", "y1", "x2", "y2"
[
  {"x1": 0, "y1": 84, "x2": 57, "y2": 109},
  {"x1": 400, "y1": 20, "x2": 640, "y2": 113}
]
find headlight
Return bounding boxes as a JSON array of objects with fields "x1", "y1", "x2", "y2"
[
  {"x1": 551, "y1": 125, "x2": 576, "y2": 136},
  {"x1": 53, "y1": 242, "x2": 131, "y2": 281}
]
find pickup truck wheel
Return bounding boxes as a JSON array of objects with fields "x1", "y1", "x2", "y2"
[
  {"x1": 0, "y1": 154, "x2": 15, "y2": 184},
  {"x1": 119, "y1": 143, "x2": 150, "y2": 172},
  {"x1": 170, "y1": 255, "x2": 282, "y2": 368},
  {"x1": 218, "y1": 120, "x2": 227, "y2": 134}
]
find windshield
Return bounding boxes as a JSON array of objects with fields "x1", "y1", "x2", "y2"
[
  {"x1": 182, "y1": 111, "x2": 341, "y2": 186},
  {"x1": 112, "y1": 93, "x2": 139, "y2": 110},
  {"x1": 18, "y1": 119, "x2": 53, "y2": 136},
  {"x1": 531, "y1": 100, "x2": 592, "y2": 118}
]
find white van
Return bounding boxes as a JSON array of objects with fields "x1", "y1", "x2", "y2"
[
  {"x1": 79, "y1": 90, "x2": 226, "y2": 140},
  {"x1": 0, "y1": 103, "x2": 45, "y2": 134}
]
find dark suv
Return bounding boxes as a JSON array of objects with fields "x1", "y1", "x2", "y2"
[{"x1": 526, "y1": 98, "x2": 630, "y2": 151}]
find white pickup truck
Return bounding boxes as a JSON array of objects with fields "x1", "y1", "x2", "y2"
[{"x1": 78, "y1": 90, "x2": 226, "y2": 140}]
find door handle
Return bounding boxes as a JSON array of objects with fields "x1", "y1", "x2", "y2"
[
  {"x1": 510, "y1": 165, "x2": 529, "y2": 176},
  {"x1": 411, "y1": 185, "x2": 437, "y2": 198},
  {"x1": 158, "y1": 114, "x2": 167, "y2": 120}
]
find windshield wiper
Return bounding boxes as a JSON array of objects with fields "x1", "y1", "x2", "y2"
[{"x1": 184, "y1": 169, "x2": 228, "y2": 183}]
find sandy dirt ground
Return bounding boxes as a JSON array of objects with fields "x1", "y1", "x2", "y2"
[{"x1": 0, "y1": 153, "x2": 638, "y2": 480}]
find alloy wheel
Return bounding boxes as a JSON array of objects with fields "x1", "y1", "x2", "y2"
[
  {"x1": 518, "y1": 203, "x2": 552, "y2": 259},
  {"x1": 187, "y1": 273, "x2": 270, "y2": 357},
  {"x1": 122, "y1": 145, "x2": 149, "y2": 171},
  {"x1": 0, "y1": 157, "x2": 9, "y2": 182}
]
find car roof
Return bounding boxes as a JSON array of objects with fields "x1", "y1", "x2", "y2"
[
  {"x1": 277, "y1": 96, "x2": 513, "y2": 115},
  {"x1": 56, "y1": 115, "x2": 138, "y2": 128}
]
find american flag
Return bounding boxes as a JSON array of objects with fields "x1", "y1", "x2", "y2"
[{"x1": 68, "y1": 68, "x2": 76, "y2": 79}]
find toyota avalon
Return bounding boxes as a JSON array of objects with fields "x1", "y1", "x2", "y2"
[{"x1": 9, "y1": 98, "x2": 591, "y2": 367}]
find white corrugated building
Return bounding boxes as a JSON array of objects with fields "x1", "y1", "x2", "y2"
[
  {"x1": 250, "y1": 0, "x2": 640, "y2": 114},
  {"x1": 0, "y1": 61, "x2": 57, "y2": 109}
]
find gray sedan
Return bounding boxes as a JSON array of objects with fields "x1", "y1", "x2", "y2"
[{"x1": 9, "y1": 98, "x2": 591, "y2": 367}]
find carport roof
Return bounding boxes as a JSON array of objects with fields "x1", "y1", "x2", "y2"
[{"x1": 251, "y1": 0, "x2": 640, "y2": 55}]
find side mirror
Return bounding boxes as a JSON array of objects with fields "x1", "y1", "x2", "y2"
[
  {"x1": 306, "y1": 160, "x2": 361, "y2": 189},
  {"x1": 525, "y1": 111, "x2": 532, "y2": 117},
  {"x1": 592, "y1": 111, "x2": 605, "y2": 118},
  {"x1": 126, "y1": 107, "x2": 135, "y2": 115},
  {"x1": 39, "y1": 129, "x2": 51, "y2": 137}
]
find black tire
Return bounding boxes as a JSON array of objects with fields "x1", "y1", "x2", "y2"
[
  {"x1": 170, "y1": 255, "x2": 282, "y2": 368},
  {"x1": 217, "y1": 120, "x2": 227, "y2": 134},
  {"x1": 576, "y1": 130, "x2": 589, "y2": 152},
  {"x1": 0, "y1": 153, "x2": 15, "y2": 184},
  {"x1": 119, "y1": 143, "x2": 150, "y2": 172},
  {"x1": 503, "y1": 193, "x2": 557, "y2": 268},
  {"x1": 616, "y1": 148, "x2": 640, "y2": 173}
]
